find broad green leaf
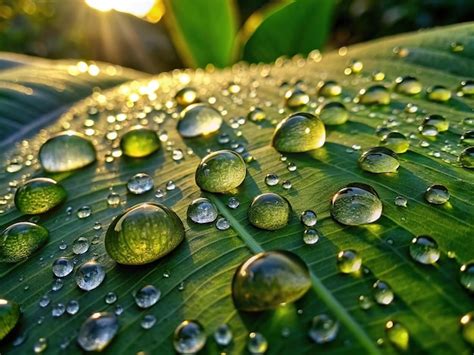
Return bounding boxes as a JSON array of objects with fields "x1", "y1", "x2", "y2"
[
  {"x1": 242, "y1": 0, "x2": 335, "y2": 63},
  {"x1": 0, "y1": 54, "x2": 143, "y2": 147},
  {"x1": 163, "y1": 0, "x2": 238, "y2": 68},
  {"x1": 1, "y1": 23, "x2": 473, "y2": 354}
]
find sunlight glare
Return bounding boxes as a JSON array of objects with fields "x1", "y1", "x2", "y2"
[{"x1": 85, "y1": 0, "x2": 157, "y2": 18}]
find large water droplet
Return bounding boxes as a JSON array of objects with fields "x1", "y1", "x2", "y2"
[
  {"x1": 0, "y1": 299, "x2": 20, "y2": 341},
  {"x1": 427, "y1": 85, "x2": 451, "y2": 102},
  {"x1": 459, "y1": 147, "x2": 474, "y2": 169},
  {"x1": 187, "y1": 197, "x2": 218, "y2": 224},
  {"x1": 39, "y1": 131, "x2": 96, "y2": 173},
  {"x1": 178, "y1": 104, "x2": 223, "y2": 138},
  {"x1": 0, "y1": 222, "x2": 49, "y2": 263},
  {"x1": 316, "y1": 101, "x2": 349, "y2": 125},
  {"x1": 409, "y1": 236, "x2": 440, "y2": 265},
  {"x1": 337, "y1": 249, "x2": 362, "y2": 274},
  {"x1": 127, "y1": 173, "x2": 154, "y2": 195},
  {"x1": 394, "y1": 76, "x2": 422, "y2": 95},
  {"x1": 14, "y1": 178, "x2": 66, "y2": 215},
  {"x1": 134, "y1": 285, "x2": 161, "y2": 308},
  {"x1": 358, "y1": 85, "x2": 391, "y2": 105},
  {"x1": 331, "y1": 183, "x2": 382, "y2": 225},
  {"x1": 460, "y1": 262, "x2": 474, "y2": 292},
  {"x1": 77, "y1": 312, "x2": 118, "y2": 351},
  {"x1": 232, "y1": 250, "x2": 310, "y2": 311},
  {"x1": 424, "y1": 184, "x2": 449, "y2": 204},
  {"x1": 75, "y1": 260, "x2": 106, "y2": 291},
  {"x1": 248, "y1": 193, "x2": 291, "y2": 230},
  {"x1": 380, "y1": 132, "x2": 409, "y2": 154},
  {"x1": 105, "y1": 202, "x2": 184, "y2": 265},
  {"x1": 52, "y1": 257, "x2": 73, "y2": 277},
  {"x1": 308, "y1": 314, "x2": 339, "y2": 344},
  {"x1": 247, "y1": 332, "x2": 268, "y2": 354},
  {"x1": 385, "y1": 321, "x2": 409, "y2": 350},
  {"x1": 359, "y1": 147, "x2": 399, "y2": 173},
  {"x1": 272, "y1": 112, "x2": 325, "y2": 153},
  {"x1": 120, "y1": 126, "x2": 160, "y2": 158},
  {"x1": 173, "y1": 320, "x2": 206, "y2": 354},
  {"x1": 195, "y1": 150, "x2": 247, "y2": 193}
]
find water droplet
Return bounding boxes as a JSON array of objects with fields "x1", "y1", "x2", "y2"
[
  {"x1": 77, "y1": 312, "x2": 118, "y2": 352},
  {"x1": 424, "y1": 184, "x2": 449, "y2": 204},
  {"x1": 287, "y1": 162, "x2": 297, "y2": 172},
  {"x1": 114, "y1": 305, "x2": 123, "y2": 316},
  {"x1": 316, "y1": 101, "x2": 349, "y2": 125},
  {"x1": 380, "y1": 132, "x2": 409, "y2": 153},
  {"x1": 459, "y1": 146, "x2": 474, "y2": 169},
  {"x1": 337, "y1": 249, "x2": 362, "y2": 274},
  {"x1": 349, "y1": 59, "x2": 364, "y2": 74},
  {"x1": 52, "y1": 257, "x2": 73, "y2": 277},
  {"x1": 303, "y1": 229, "x2": 320, "y2": 245},
  {"x1": 14, "y1": 178, "x2": 66, "y2": 215},
  {"x1": 460, "y1": 312, "x2": 474, "y2": 346},
  {"x1": 172, "y1": 149, "x2": 184, "y2": 161},
  {"x1": 215, "y1": 217, "x2": 230, "y2": 231},
  {"x1": 195, "y1": 150, "x2": 246, "y2": 193},
  {"x1": 0, "y1": 222, "x2": 49, "y2": 262},
  {"x1": 460, "y1": 262, "x2": 474, "y2": 292},
  {"x1": 331, "y1": 183, "x2": 382, "y2": 225},
  {"x1": 248, "y1": 193, "x2": 291, "y2": 231},
  {"x1": 105, "y1": 292, "x2": 117, "y2": 304},
  {"x1": 52, "y1": 303, "x2": 65, "y2": 317},
  {"x1": 72, "y1": 237, "x2": 89, "y2": 255},
  {"x1": 178, "y1": 104, "x2": 223, "y2": 138},
  {"x1": 33, "y1": 337, "x2": 48, "y2": 353},
  {"x1": 300, "y1": 210, "x2": 317, "y2": 227},
  {"x1": 0, "y1": 299, "x2": 20, "y2": 341},
  {"x1": 373, "y1": 280, "x2": 394, "y2": 305},
  {"x1": 247, "y1": 332, "x2": 268, "y2": 354},
  {"x1": 39, "y1": 131, "x2": 96, "y2": 173},
  {"x1": 459, "y1": 80, "x2": 474, "y2": 96},
  {"x1": 66, "y1": 300, "x2": 80, "y2": 315},
  {"x1": 173, "y1": 320, "x2": 206, "y2": 354},
  {"x1": 248, "y1": 107, "x2": 266, "y2": 122},
  {"x1": 127, "y1": 173, "x2": 154, "y2": 195},
  {"x1": 77, "y1": 205, "x2": 92, "y2": 219},
  {"x1": 394, "y1": 196, "x2": 408, "y2": 207},
  {"x1": 424, "y1": 114, "x2": 449, "y2": 132},
  {"x1": 461, "y1": 130, "x2": 474, "y2": 145},
  {"x1": 308, "y1": 314, "x2": 339, "y2": 344},
  {"x1": 272, "y1": 112, "x2": 325, "y2": 153},
  {"x1": 141, "y1": 314, "x2": 157, "y2": 330},
  {"x1": 75, "y1": 260, "x2": 106, "y2": 291},
  {"x1": 385, "y1": 321, "x2": 409, "y2": 350},
  {"x1": 358, "y1": 295, "x2": 373, "y2": 310},
  {"x1": 358, "y1": 85, "x2": 390, "y2": 105},
  {"x1": 359, "y1": 147, "x2": 399, "y2": 173},
  {"x1": 427, "y1": 85, "x2": 451, "y2": 102},
  {"x1": 134, "y1": 285, "x2": 161, "y2": 308},
  {"x1": 214, "y1": 323, "x2": 232, "y2": 346},
  {"x1": 450, "y1": 41, "x2": 464, "y2": 52},
  {"x1": 166, "y1": 180, "x2": 176, "y2": 191},
  {"x1": 51, "y1": 278, "x2": 64, "y2": 291},
  {"x1": 227, "y1": 197, "x2": 240, "y2": 209},
  {"x1": 39, "y1": 295, "x2": 50, "y2": 308},
  {"x1": 264, "y1": 173, "x2": 279, "y2": 186},
  {"x1": 285, "y1": 88, "x2": 309, "y2": 109},
  {"x1": 394, "y1": 76, "x2": 422, "y2": 95},
  {"x1": 105, "y1": 203, "x2": 184, "y2": 265},
  {"x1": 120, "y1": 126, "x2": 160, "y2": 158},
  {"x1": 175, "y1": 87, "x2": 198, "y2": 106},
  {"x1": 232, "y1": 251, "x2": 310, "y2": 311},
  {"x1": 282, "y1": 180, "x2": 292, "y2": 190},
  {"x1": 187, "y1": 197, "x2": 218, "y2": 224},
  {"x1": 410, "y1": 236, "x2": 440, "y2": 265},
  {"x1": 317, "y1": 80, "x2": 342, "y2": 97}
]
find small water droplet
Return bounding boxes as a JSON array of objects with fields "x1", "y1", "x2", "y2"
[
  {"x1": 33, "y1": 337, "x2": 48, "y2": 353},
  {"x1": 120, "y1": 126, "x2": 160, "y2": 158},
  {"x1": 52, "y1": 303, "x2": 65, "y2": 317},
  {"x1": 0, "y1": 299, "x2": 20, "y2": 340},
  {"x1": 173, "y1": 320, "x2": 206, "y2": 354},
  {"x1": 134, "y1": 285, "x2": 161, "y2": 309},
  {"x1": 410, "y1": 236, "x2": 440, "y2": 264},
  {"x1": 178, "y1": 104, "x2": 223, "y2": 138},
  {"x1": 460, "y1": 312, "x2": 474, "y2": 346},
  {"x1": 175, "y1": 87, "x2": 198, "y2": 107},
  {"x1": 187, "y1": 198, "x2": 218, "y2": 224},
  {"x1": 214, "y1": 324, "x2": 233, "y2": 347},
  {"x1": 77, "y1": 312, "x2": 118, "y2": 352},
  {"x1": 52, "y1": 257, "x2": 73, "y2": 277},
  {"x1": 77, "y1": 205, "x2": 92, "y2": 219},
  {"x1": 72, "y1": 237, "x2": 89, "y2": 255},
  {"x1": 309, "y1": 314, "x2": 339, "y2": 344},
  {"x1": 459, "y1": 147, "x2": 474, "y2": 169},
  {"x1": 248, "y1": 193, "x2": 291, "y2": 231},
  {"x1": 105, "y1": 292, "x2": 118, "y2": 304},
  {"x1": 285, "y1": 88, "x2": 309, "y2": 109},
  {"x1": 303, "y1": 229, "x2": 320, "y2": 245},
  {"x1": 358, "y1": 85, "x2": 390, "y2": 105},
  {"x1": 460, "y1": 262, "x2": 474, "y2": 292},
  {"x1": 300, "y1": 210, "x2": 317, "y2": 227},
  {"x1": 264, "y1": 173, "x2": 279, "y2": 186},
  {"x1": 227, "y1": 197, "x2": 240, "y2": 209},
  {"x1": 75, "y1": 261, "x2": 106, "y2": 291},
  {"x1": 373, "y1": 280, "x2": 394, "y2": 305},
  {"x1": 127, "y1": 173, "x2": 154, "y2": 195},
  {"x1": 316, "y1": 101, "x2": 349, "y2": 125},
  {"x1": 427, "y1": 85, "x2": 451, "y2": 102},
  {"x1": 337, "y1": 250, "x2": 362, "y2": 274},
  {"x1": 380, "y1": 132, "x2": 409, "y2": 154},
  {"x1": 317, "y1": 80, "x2": 342, "y2": 97},
  {"x1": 358, "y1": 295, "x2": 373, "y2": 310},
  {"x1": 394, "y1": 196, "x2": 408, "y2": 207},
  {"x1": 394, "y1": 76, "x2": 422, "y2": 95},
  {"x1": 215, "y1": 217, "x2": 230, "y2": 231},
  {"x1": 385, "y1": 320, "x2": 409, "y2": 350},
  {"x1": 66, "y1": 300, "x2": 80, "y2": 315},
  {"x1": 141, "y1": 314, "x2": 157, "y2": 330},
  {"x1": 424, "y1": 184, "x2": 449, "y2": 204},
  {"x1": 247, "y1": 332, "x2": 268, "y2": 354},
  {"x1": 359, "y1": 147, "x2": 399, "y2": 173}
]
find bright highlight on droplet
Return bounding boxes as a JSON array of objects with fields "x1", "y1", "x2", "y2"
[{"x1": 85, "y1": 0, "x2": 164, "y2": 22}]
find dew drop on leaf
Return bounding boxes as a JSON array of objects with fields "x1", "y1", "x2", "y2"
[
  {"x1": 72, "y1": 236, "x2": 89, "y2": 255},
  {"x1": 173, "y1": 320, "x2": 206, "y2": 354},
  {"x1": 0, "y1": 222, "x2": 49, "y2": 263},
  {"x1": 248, "y1": 193, "x2": 291, "y2": 231},
  {"x1": 127, "y1": 173, "x2": 154, "y2": 195},
  {"x1": 104, "y1": 292, "x2": 117, "y2": 305},
  {"x1": 187, "y1": 197, "x2": 218, "y2": 224},
  {"x1": 285, "y1": 88, "x2": 309, "y2": 109},
  {"x1": 232, "y1": 251, "x2": 310, "y2": 311},
  {"x1": 52, "y1": 257, "x2": 73, "y2": 278},
  {"x1": 264, "y1": 173, "x2": 279, "y2": 186},
  {"x1": 459, "y1": 147, "x2": 474, "y2": 169},
  {"x1": 300, "y1": 210, "x2": 317, "y2": 227},
  {"x1": 14, "y1": 178, "x2": 66, "y2": 215},
  {"x1": 409, "y1": 236, "x2": 440, "y2": 265},
  {"x1": 427, "y1": 85, "x2": 451, "y2": 102},
  {"x1": 120, "y1": 126, "x2": 160, "y2": 158},
  {"x1": 178, "y1": 103, "x2": 223, "y2": 138},
  {"x1": 33, "y1": 337, "x2": 48, "y2": 353},
  {"x1": 459, "y1": 80, "x2": 474, "y2": 96},
  {"x1": 317, "y1": 80, "x2": 342, "y2": 97},
  {"x1": 331, "y1": 183, "x2": 382, "y2": 225},
  {"x1": 308, "y1": 314, "x2": 339, "y2": 344},
  {"x1": 303, "y1": 228, "x2": 320, "y2": 245},
  {"x1": 0, "y1": 299, "x2": 20, "y2": 341},
  {"x1": 423, "y1": 114, "x2": 449, "y2": 132},
  {"x1": 316, "y1": 101, "x2": 349, "y2": 125},
  {"x1": 214, "y1": 323, "x2": 233, "y2": 347},
  {"x1": 373, "y1": 280, "x2": 394, "y2": 305},
  {"x1": 359, "y1": 147, "x2": 399, "y2": 173},
  {"x1": 460, "y1": 312, "x2": 474, "y2": 346},
  {"x1": 358, "y1": 85, "x2": 391, "y2": 105},
  {"x1": 175, "y1": 87, "x2": 198, "y2": 107},
  {"x1": 215, "y1": 217, "x2": 230, "y2": 231},
  {"x1": 424, "y1": 184, "x2": 450, "y2": 204},
  {"x1": 247, "y1": 332, "x2": 268, "y2": 354},
  {"x1": 134, "y1": 285, "x2": 161, "y2": 309},
  {"x1": 460, "y1": 262, "x2": 474, "y2": 292},
  {"x1": 77, "y1": 205, "x2": 92, "y2": 219},
  {"x1": 380, "y1": 131, "x2": 410, "y2": 153},
  {"x1": 77, "y1": 312, "x2": 118, "y2": 352},
  {"x1": 248, "y1": 107, "x2": 266, "y2": 122},
  {"x1": 337, "y1": 249, "x2": 362, "y2": 274},
  {"x1": 75, "y1": 260, "x2": 106, "y2": 291},
  {"x1": 385, "y1": 320, "x2": 409, "y2": 351},
  {"x1": 141, "y1": 314, "x2": 156, "y2": 330},
  {"x1": 394, "y1": 76, "x2": 422, "y2": 95},
  {"x1": 66, "y1": 300, "x2": 80, "y2": 315},
  {"x1": 39, "y1": 131, "x2": 96, "y2": 173}
]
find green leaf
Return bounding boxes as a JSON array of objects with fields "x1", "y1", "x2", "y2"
[
  {"x1": 163, "y1": 0, "x2": 238, "y2": 68},
  {"x1": 1, "y1": 23, "x2": 473, "y2": 354},
  {"x1": 0, "y1": 54, "x2": 143, "y2": 148},
  {"x1": 242, "y1": 0, "x2": 335, "y2": 63}
]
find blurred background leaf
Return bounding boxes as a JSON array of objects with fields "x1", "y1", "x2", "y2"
[
  {"x1": 241, "y1": 0, "x2": 335, "y2": 63},
  {"x1": 163, "y1": 0, "x2": 238, "y2": 68}
]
